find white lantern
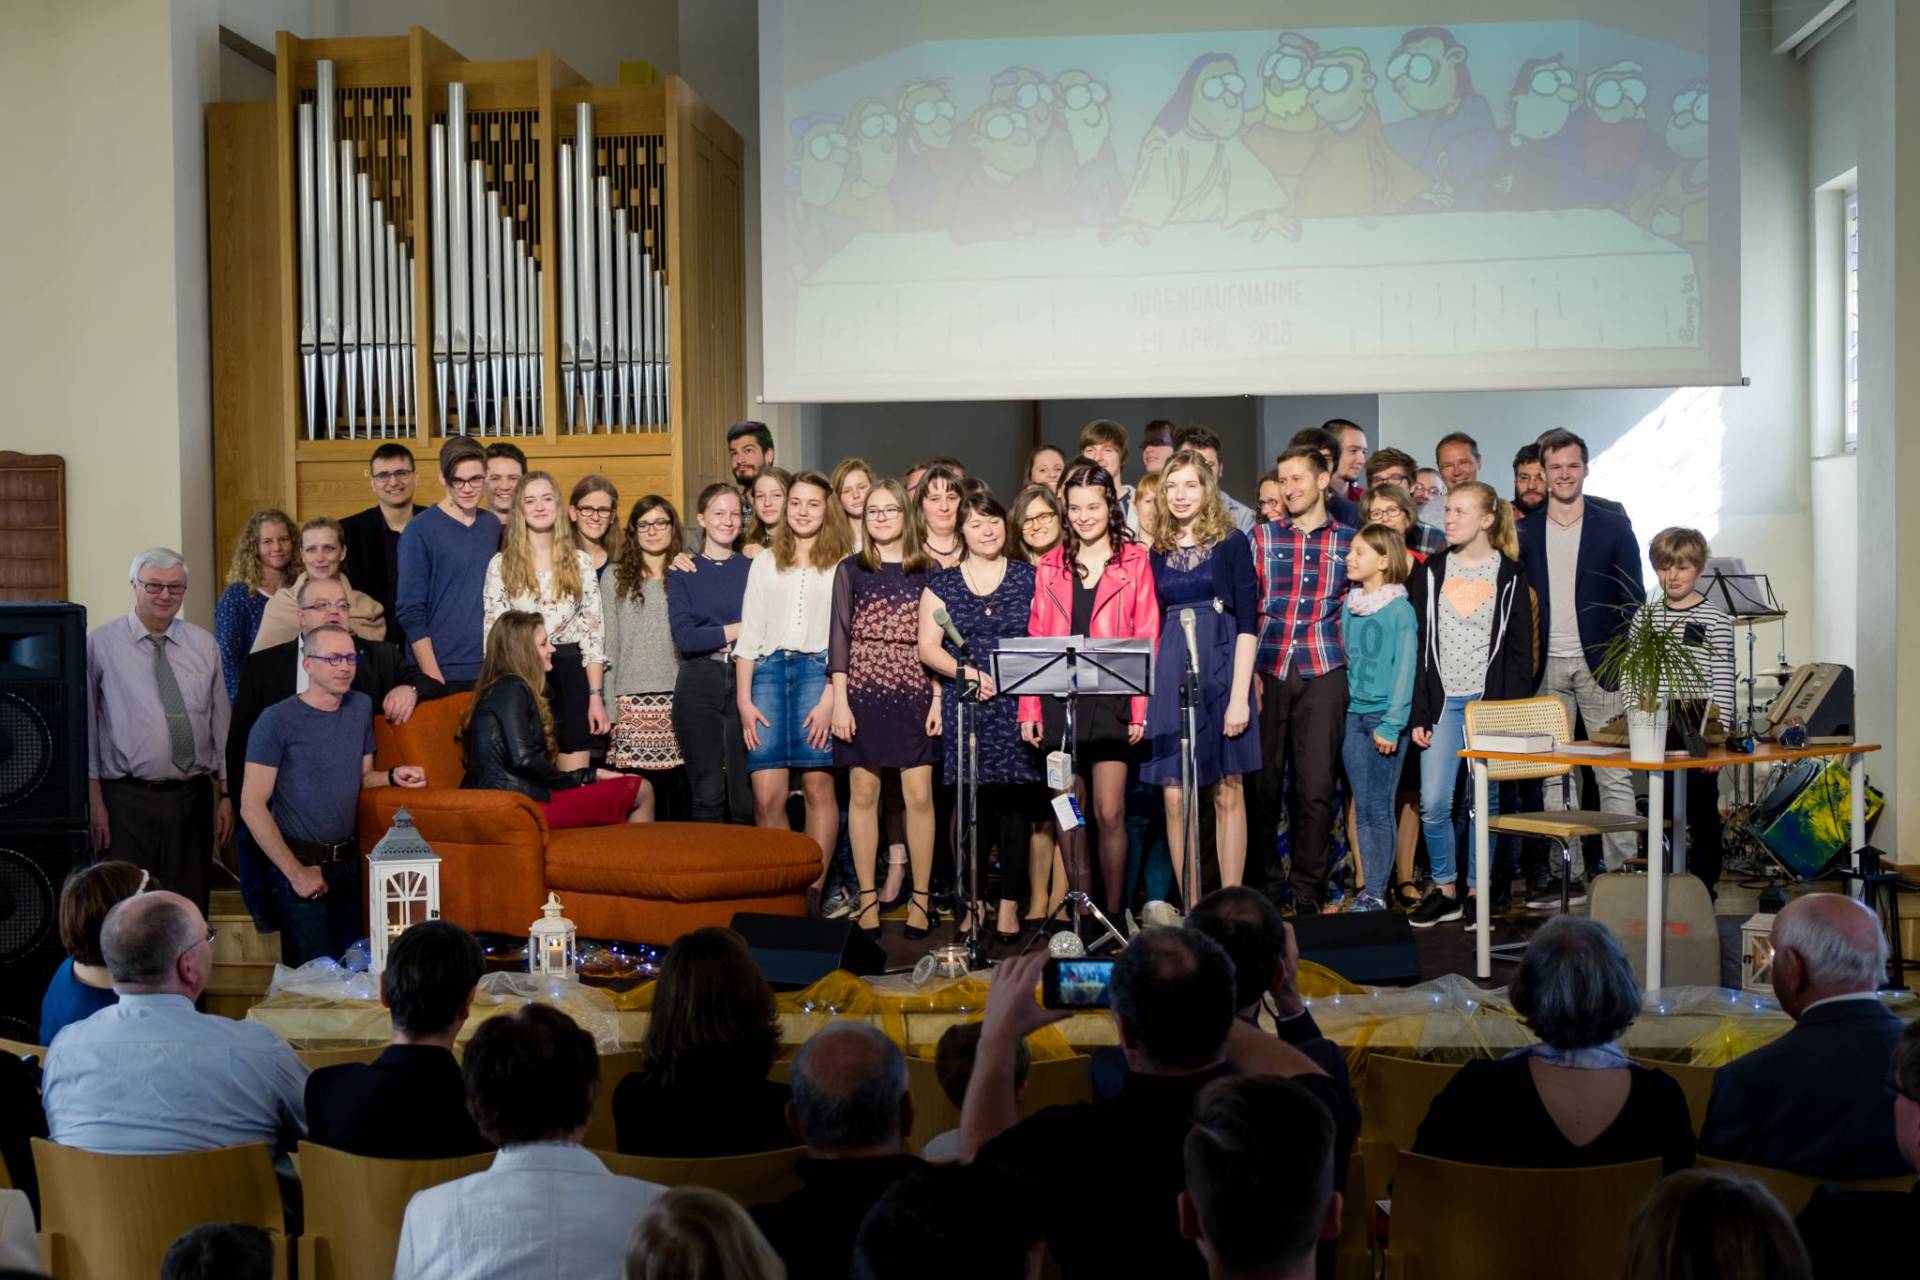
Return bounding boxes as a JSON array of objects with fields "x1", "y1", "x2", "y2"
[
  {"x1": 367, "y1": 808, "x2": 443, "y2": 976},
  {"x1": 529, "y1": 892, "x2": 577, "y2": 981},
  {"x1": 1741, "y1": 912, "x2": 1777, "y2": 993}
]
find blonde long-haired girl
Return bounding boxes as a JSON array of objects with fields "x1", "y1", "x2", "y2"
[{"x1": 215, "y1": 508, "x2": 295, "y2": 701}]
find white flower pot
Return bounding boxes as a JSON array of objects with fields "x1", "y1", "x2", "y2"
[{"x1": 1626, "y1": 706, "x2": 1668, "y2": 764}]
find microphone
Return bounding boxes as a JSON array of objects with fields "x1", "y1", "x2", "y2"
[
  {"x1": 1179, "y1": 607, "x2": 1199, "y2": 678},
  {"x1": 932, "y1": 607, "x2": 970, "y2": 656}
]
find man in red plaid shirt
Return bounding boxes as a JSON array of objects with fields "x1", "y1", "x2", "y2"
[{"x1": 1249, "y1": 445, "x2": 1353, "y2": 912}]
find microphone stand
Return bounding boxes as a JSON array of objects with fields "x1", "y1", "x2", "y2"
[
  {"x1": 955, "y1": 660, "x2": 987, "y2": 972},
  {"x1": 1180, "y1": 640, "x2": 1201, "y2": 913}
]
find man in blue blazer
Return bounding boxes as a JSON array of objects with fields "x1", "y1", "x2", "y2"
[
  {"x1": 1517, "y1": 428, "x2": 1643, "y2": 882},
  {"x1": 1701, "y1": 894, "x2": 1906, "y2": 1179}
]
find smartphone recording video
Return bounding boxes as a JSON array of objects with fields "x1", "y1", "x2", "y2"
[{"x1": 1042, "y1": 957, "x2": 1114, "y2": 1009}]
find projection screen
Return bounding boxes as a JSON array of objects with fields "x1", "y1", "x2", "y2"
[{"x1": 758, "y1": 0, "x2": 1739, "y2": 402}]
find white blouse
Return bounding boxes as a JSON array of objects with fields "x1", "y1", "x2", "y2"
[
  {"x1": 733, "y1": 550, "x2": 837, "y2": 659},
  {"x1": 482, "y1": 550, "x2": 606, "y2": 668}
]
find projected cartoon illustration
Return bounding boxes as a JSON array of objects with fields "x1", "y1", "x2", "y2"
[{"x1": 766, "y1": 6, "x2": 1733, "y2": 400}]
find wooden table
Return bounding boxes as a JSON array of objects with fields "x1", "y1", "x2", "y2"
[{"x1": 1460, "y1": 741, "x2": 1881, "y2": 985}]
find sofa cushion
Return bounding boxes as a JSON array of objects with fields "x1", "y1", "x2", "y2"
[
  {"x1": 545, "y1": 825, "x2": 821, "y2": 902},
  {"x1": 372, "y1": 693, "x2": 471, "y2": 788}
]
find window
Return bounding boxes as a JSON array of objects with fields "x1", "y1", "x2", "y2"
[{"x1": 1844, "y1": 187, "x2": 1859, "y2": 450}]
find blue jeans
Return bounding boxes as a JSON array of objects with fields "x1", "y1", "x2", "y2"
[
  {"x1": 1419, "y1": 695, "x2": 1500, "y2": 885},
  {"x1": 268, "y1": 857, "x2": 363, "y2": 968},
  {"x1": 746, "y1": 649, "x2": 833, "y2": 772},
  {"x1": 1341, "y1": 711, "x2": 1406, "y2": 901}
]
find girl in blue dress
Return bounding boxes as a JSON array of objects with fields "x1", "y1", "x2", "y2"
[{"x1": 1145, "y1": 450, "x2": 1261, "y2": 896}]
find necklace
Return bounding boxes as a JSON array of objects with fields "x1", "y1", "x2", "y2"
[{"x1": 925, "y1": 535, "x2": 959, "y2": 557}]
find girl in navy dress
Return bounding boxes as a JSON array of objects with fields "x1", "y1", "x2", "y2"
[
  {"x1": 830, "y1": 479, "x2": 940, "y2": 940},
  {"x1": 918, "y1": 490, "x2": 1045, "y2": 943},
  {"x1": 1145, "y1": 450, "x2": 1261, "y2": 895}
]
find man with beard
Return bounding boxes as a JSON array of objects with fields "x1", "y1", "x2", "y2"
[
  {"x1": 892, "y1": 81, "x2": 959, "y2": 231},
  {"x1": 950, "y1": 102, "x2": 1042, "y2": 243},
  {"x1": 1511, "y1": 444, "x2": 1547, "y2": 520},
  {"x1": 789, "y1": 116, "x2": 856, "y2": 280},
  {"x1": 1054, "y1": 68, "x2": 1125, "y2": 228},
  {"x1": 832, "y1": 96, "x2": 899, "y2": 231},
  {"x1": 1110, "y1": 52, "x2": 1298, "y2": 245},
  {"x1": 1242, "y1": 31, "x2": 1323, "y2": 200},
  {"x1": 1572, "y1": 61, "x2": 1651, "y2": 207},
  {"x1": 1487, "y1": 56, "x2": 1581, "y2": 210},
  {"x1": 1631, "y1": 82, "x2": 1710, "y2": 277},
  {"x1": 1382, "y1": 27, "x2": 1501, "y2": 209},
  {"x1": 1293, "y1": 48, "x2": 1432, "y2": 218},
  {"x1": 990, "y1": 67, "x2": 1075, "y2": 227}
]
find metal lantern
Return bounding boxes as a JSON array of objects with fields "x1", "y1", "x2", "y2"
[
  {"x1": 1741, "y1": 913, "x2": 1777, "y2": 993},
  {"x1": 529, "y1": 893, "x2": 577, "y2": 981},
  {"x1": 367, "y1": 808, "x2": 442, "y2": 976}
]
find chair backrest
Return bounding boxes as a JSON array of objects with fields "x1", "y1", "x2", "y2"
[
  {"x1": 1386, "y1": 1152, "x2": 1662, "y2": 1280},
  {"x1": 294, "y1": 1044, "x2": 388, "y2": 1072},
  {"x1": 1629, "y1": 1058, "x2": 1716, "y2": 1136},
  {"x1": 1462, "y1": 696, "x2": 1573, "y2": 783},
  {"x1": 1358, "y1": 1055, "x2": 1462, "y2": 1220},
  {"x1": 0, "y1": 1038, "x2": 45, "y2": 1065},
  {"x1": 593, "y1": 1145, "x2": 806, "y2": 1206},
  {"x1": 902, "y1": 1050, "x2": 1093, "y2": 1156},
  {"x1": 293, "y1": 1141, "x2": 495, "y2": 1280},
  {"x1": 32, "y1": 1138, "x2": 287, "y2": 1280},
  {"x1": 371, "y1": 691, "x2": 471, "y2": 783},
  {"x1": 582, "y1": 1049, "x2": 649, "y2": 1153},
  {"x1": 1695, "y1": 1155, "x2": 1919, "y2": 1216}
]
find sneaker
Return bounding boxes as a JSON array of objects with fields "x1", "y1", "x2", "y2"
[
  {"x1": 1524, "y1": 876, "x2": 1566, "y2": 910},
  {"x1": 1350, "y1": 894, "x2": 1387, "y2": 913},
  {"x1": 1141, "y1": 900, "x2": 1183, "y2": 928},
  {"x1": 820, "y1": 887, "x2": 855, "y2": 920},
  {"x1": 1408, "y1": 891, "x2": 1464, "y2": 928}
]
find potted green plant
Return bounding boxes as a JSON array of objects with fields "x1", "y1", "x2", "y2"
[{"x1": 1594, "y1": 591, "x2": 1710, "y2": 763}]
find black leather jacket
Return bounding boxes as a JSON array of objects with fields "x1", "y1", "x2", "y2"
[{"x1": 461, "y1": 677, "x2": 593, "y2": 802}]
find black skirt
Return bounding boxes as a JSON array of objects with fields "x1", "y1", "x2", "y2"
[{"x1": 546, "y1": 642, "x2": 593, "y2": 753}]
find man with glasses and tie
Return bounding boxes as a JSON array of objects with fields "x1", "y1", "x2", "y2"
[
  {"x1": 86, "y1": 547, "x2": 233, "y2": 912},
  {"x1": 342, "y1": 442, "x2": 426, "y2": 653},
  {"x1": 241, "y1": 625, "x2": 426, "y2": 967},
  {"x1": 395, "y1": 435, "x2": 503, "y2": 692}
]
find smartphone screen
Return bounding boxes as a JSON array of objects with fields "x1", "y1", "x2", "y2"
[{"x1": 1043, "y1": 957, "x2": 1114, "y2": 1009}]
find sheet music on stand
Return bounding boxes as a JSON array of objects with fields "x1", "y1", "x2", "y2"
[
  {"x1": 1702, "y1": 558, "x2": 1784, "y2": 621},
  {"x1": 993, "y1": 636, "x2": 1154, "y2": 698}
]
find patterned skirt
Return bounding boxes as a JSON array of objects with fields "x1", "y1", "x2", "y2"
[{"x1": 608, "y1": 693, "x2": 683, "y2": 769}]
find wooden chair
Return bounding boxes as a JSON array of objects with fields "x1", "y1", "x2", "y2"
[
  {"x1": 1358, "y1": 1054, "x2": 1462, "y2": 1231},
  {"x1": 1696, "y1": 1155, "x2": 1919, "y2": 1215},
  {"x1": 1629, "y1": 1057, "x2": 1716, "y2": 1136},
  {"x1": 292, "y1": 1142, "x2": 494, "y2": 1280},
  {"x1": 1385, "y1": 1152, "x2": 1662, "y2": 1280},
  {"x1": 32, "y1": 1138, "x2": 289, "y2": 1279},
  {"x1": 1335, "y1": 1149, "x2": 1373, "y2": 1280},
  {"x1": 593, "y1": 1145, "x2": 806, "y2": 1205},
  {"x1": 583, "y1": 1049, "x2": 649, "y2": 1153},
  {"x1": 0, "y1": 1039, "x2": 45, "y2": 1064},
  {"x1": 1463, "y1": 697, "x2": 1650, "y2": 959},
  {"x1": 293, "y1": 1043, "x2": 387, "y2": 1072},
  {"x1": 905, "y1": 1051, "x2": 1094, "y2": 1156}
]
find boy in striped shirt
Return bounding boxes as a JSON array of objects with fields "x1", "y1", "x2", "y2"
[{"x1": 1646, "y1": 527, "x2": 1736, "y2": 896}]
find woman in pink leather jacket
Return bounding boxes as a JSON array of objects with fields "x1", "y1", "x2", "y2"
[{"x1": 1019, "y1": 459, "x2": 1159, "y2": 924}]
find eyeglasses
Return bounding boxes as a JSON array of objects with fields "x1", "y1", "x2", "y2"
[
  {"x1": 306, "y1": 652, "x2": 359, "y2": 668},
  {"x1": 805, "y1": 132, "x2": 849, "y2": 160},
  {"x1": 574, "y1": 505, "x2": 614, "y2": 519},
  {"x1": 909, "y1": 99, "x2": 956, "y2": 125},
  {"x1": 447, "y1": 474, "x2": 486, "y2": 489},
  {"x1": 1061, "y1": 82, "x2": 1108, "y2": 111},
  {"x1": 633, "y1": 518, "x2": 675, "y2": 532},
  {"x1": 298, "y1": 599, "x2": 350, "y2": 613},
  {"x1": 178, "y1": 925, "x2": 216, "y2": 959},
  {"x1": 983, "y1": 111, "x2": 1028, "y2": 141},
  {"x1": 866, "y1": 505, "x2": 904, "y2": 519},
  {"x1": 1262, "y1": 51, "x2": 1306, "y2": 84},
  {"x1": 370, "y1": 467, "x2": 415, "y2": 483},
  {"x1": 1367, "y1": 509, "x2": 1404, "y2": 523},
  {"x1": 1591, "y1": 77, "x2": 1647, "y2": 110},
  {"x1": 1529, "y1": 65, "x2": 1576, "y2": 98},
  {"x1": 1022, "y1": 513, "x2": 1058, "y2": 528},
  {"x1": 858, "y1": 112, "x2": 898, "y2": 138},
  {"x1": 1672, "y1": 89, "x2": 1709, "y2": 122},
  {"x1": 1014, "y1": 82, "x2": 1055, "y2": 110},
  {"x1": 138, "y1": 581, "x2": 188, "y2": 597}
]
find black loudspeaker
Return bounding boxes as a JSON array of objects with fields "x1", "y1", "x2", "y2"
[
  {"x1": 730, "y1": 912, "x2": 887, "y2": 990},
  {"x1": 0, "y1": 603, "x2": 89, "y2": 827},
  {"x1": 1763, "y1": 663, "x2": 1855, "y2": 745},
  {"x1": 0, "y1": 827, "x2": 87, "y2": 1042},
  {"x1": 1289, "y1": 912, "x2": 1422, "y2": 987}
]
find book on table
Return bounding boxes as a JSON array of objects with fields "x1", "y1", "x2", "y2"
[{"x1": 1469, "y1": 732, "x2": 1554, "y2": 753}]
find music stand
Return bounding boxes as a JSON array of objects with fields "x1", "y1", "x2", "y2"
[{"x1": 994, "y1": 636, "x2": 1152, "y2": 954}]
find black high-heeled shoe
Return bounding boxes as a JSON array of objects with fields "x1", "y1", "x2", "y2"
[
  {"x1": 855, "y1": 889, "x2": 881, "y2": 941},
  {"x1": 903, "y1": 890, "x2": 938, "y2": 941}
]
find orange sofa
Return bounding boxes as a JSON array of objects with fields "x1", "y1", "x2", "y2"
[{"x1": 357, "y1": 694, "x2": 819, "y2": 943}]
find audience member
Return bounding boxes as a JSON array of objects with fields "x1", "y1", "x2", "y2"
[
  {"x1": 1181, "y1": 1075, "x2": 1342, "y2": 1280},
  {"x1": 1286, "y1": 427, "x2": 1363, "y2": 529},
  {"x1": 42, "y1": 892, "x2": 306, "y2": 1159},
  {"x1": 852, "y1": 1163, "x2": 1045, "y2": 1280},
  {"x1": 0, "y1": 1050, "x2": 45, "y2": 1220},
  {"x1": 41, "y1": 861, "x2": 147, "y2": 1047},
  {"x1": 241, "y1": 625, "x2": 426, "y2": 965},
  {"x1": 728, "y1": 420, "x2": 777, "y2": 484},
  {"x1": 214, "y1": 510, "x2": 296, "y2": 701},
  {"x1": 483, "y1": 441, "x2": 527, "y2": 521},
  {"x1": 614, "y1": 927, "x2": 792, "y2": 1157},
  {"x1": 922, "y1": 1022, "x2": 1028, "y2": 1163},
  {"x1": 1518, "y1": 427, "x2": 1643, "y2": 878},
  {"x1": 161, "y1": 1223, "x2": 276, "y2": 1280},
  {"x1": 1141, "y1": 419, "x2": 1177, "y2": 476},
  {"x1": 86, "y1": 547, "x2": 234, "y2": 911},
  {"x1": 1077, "y1": 419, "x2": 1136, "y2": 530},
  {"x1": 1511, "y1": 442, "x2": 1547, "y2": 518},
  {"x1": 250, "y1": 514, "x2": 387, "y2": 652},
  {"x1": 1025, "y1": 443, "x2": 1066, "y2": 490},
  {"x1": 625, "y1": 1186, "x2": 786, "y2": 1280},
  {"x1": 965, "y1": 934, "x2": 1337, "y2": 1279},
  {"x1": 1700, "y1": 893, "x2": 1905, "y2": 1177},
  {"x1": 1172, "y1": 423, "x2": 1258, "y2": 533},
  {"x1": 305, "y1": 919, "x2": 491, "y2": 1159},
  {"x1": 1794, "y1": 1019, "x2": 1920, "y2": 1278},
  {"x1": 395, "y1": 1004, "x2": 665, "y2": 1280},
  {"x1": 342, "y1": 442, "x2": 425, "y2": 651},
  {"x1": 1411, "y1": 466, "x2": 1445, "y2": 526},
  {"x1": 396, "y1": 436, "x2": 504, "y2": 690},
  {"x1": 1623, "y1": 1169, "x2": 1811, "y2": 1280},
  {"x1": 751, "y1": 1021, "x2": 925, "y2": 1279},
  {"x1": 1412, "y1": 916, "x2": 1693, "y2": 1172}
]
